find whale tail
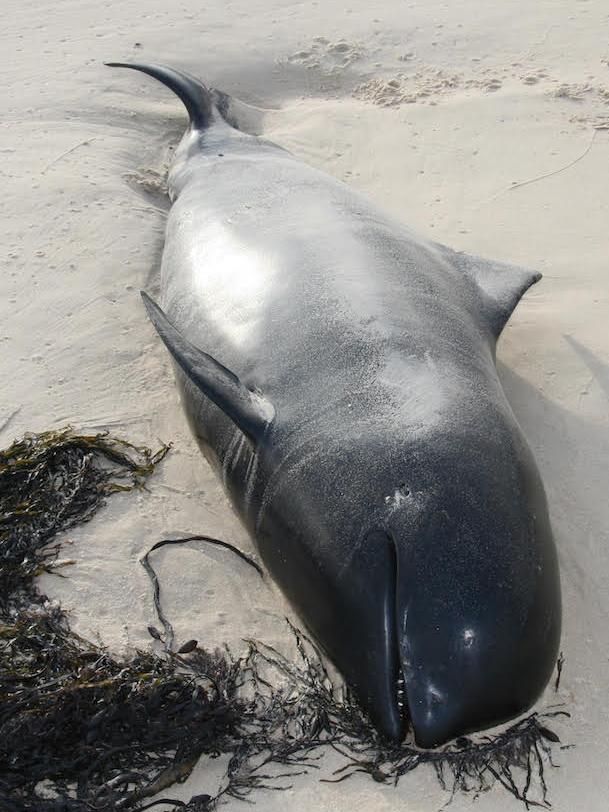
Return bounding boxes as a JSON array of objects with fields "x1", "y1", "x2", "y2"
[{"x1": 105, "y1": 61, "x2": 225, "y2": 131}]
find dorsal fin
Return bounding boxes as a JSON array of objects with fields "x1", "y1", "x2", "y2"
[
  {"x1": 141, "y1": 292, "x2": 273, "y2": 442},
  {"x1": 105, "y1": 62, "x2": 215, "y2": 130},
  {"x1": 437, "y1": 244, "x2": 541, "y2": 338}
]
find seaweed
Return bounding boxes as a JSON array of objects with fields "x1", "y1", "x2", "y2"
[
  {"x1": 140, "y1": 535, "x2": 263, "y2": 653},
  {"x1": 0, "y1": 427, "x2": 169, "y2": 612},
  {"x1": 0, "y1": 427, "x2": 569, "y2": 812}
]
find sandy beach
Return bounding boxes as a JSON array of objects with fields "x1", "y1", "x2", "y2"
[{"x1": 2, "y1": 1, "x2": 609, "y2": 808}]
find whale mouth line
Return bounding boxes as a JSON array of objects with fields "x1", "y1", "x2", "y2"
[{"x1": 387, "y1": 528, "x2": 410, "y2": 739}]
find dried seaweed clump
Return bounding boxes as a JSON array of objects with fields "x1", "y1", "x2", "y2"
[
  {"x1": 0, "y1": 427, "x2": 169, "y2": 610},
  {"x1": 0, "y1": 427, "x2": 568, "y2": 812}
]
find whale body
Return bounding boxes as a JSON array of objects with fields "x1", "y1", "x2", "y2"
[{"x1": 108, "y1": 62, "x2": 561, "y2": 748}]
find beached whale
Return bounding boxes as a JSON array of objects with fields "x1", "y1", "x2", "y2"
[{"x1": 108, "y1": 62, "x2": 561, "y2": 748}]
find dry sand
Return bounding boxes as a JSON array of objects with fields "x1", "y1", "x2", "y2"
[{"x1": 2, "y1": 1, "x2": 609, "y2": 809}]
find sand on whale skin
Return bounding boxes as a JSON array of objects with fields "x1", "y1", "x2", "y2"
[{"x1": 2, "y1": 0, "x2": 609, "y2": 809}]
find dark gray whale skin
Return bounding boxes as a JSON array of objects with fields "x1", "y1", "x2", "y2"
[{"x1": 108, "y1": 62, "x2": 561, "y2": 748}]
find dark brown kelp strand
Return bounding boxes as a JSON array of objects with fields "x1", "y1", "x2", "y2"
[
  {"x1": 0, "y1": 427, "x2": 169, "y2": 611},
  {"x1": 0, "y1": 427, "x2": 172, "y2": 810},
  {"x1": 0, "y1": 428, "x2": 568, "y2": 812},
  {"x1": 141, "y1": 535, "x2": 264, "y2": 651}
]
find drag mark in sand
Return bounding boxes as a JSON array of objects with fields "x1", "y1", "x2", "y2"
[{"x1": 482, "y1": 130, "x2": 598, "y2": 206}]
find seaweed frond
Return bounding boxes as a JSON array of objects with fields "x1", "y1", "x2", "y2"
[{"x1": 0, "y1": 426, "x2": 169, "y2": 610}]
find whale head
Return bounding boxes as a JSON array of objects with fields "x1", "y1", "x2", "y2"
[
  {"x1": 255, "y1": 416, "x2": 561, "y2": 748},
  {"x1": 387, "y1": 465, "x2": 561, "y2": 748}
]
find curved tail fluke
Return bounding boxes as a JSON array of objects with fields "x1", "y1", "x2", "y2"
[{"x1": 105, "y1": 61, "x2": 214, "y2": 130}]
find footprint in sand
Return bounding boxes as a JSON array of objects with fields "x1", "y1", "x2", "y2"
[{"x1": 286, "y1": 37, "x2": 366, "y2": 75}]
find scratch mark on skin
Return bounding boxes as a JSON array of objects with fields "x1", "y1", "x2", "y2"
[
  {"x1": 222, "y1": 429, "x2": 242, "y2": 487},
  {"x1": 244, "y1": 450, "x2": 260, "y2": 510},
  {"x1": 255, "y1": 445, "x2": 324, "y2": 534},
  {"x1": 234, "y1": 433, "x2": 247, "y2": 472}
]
